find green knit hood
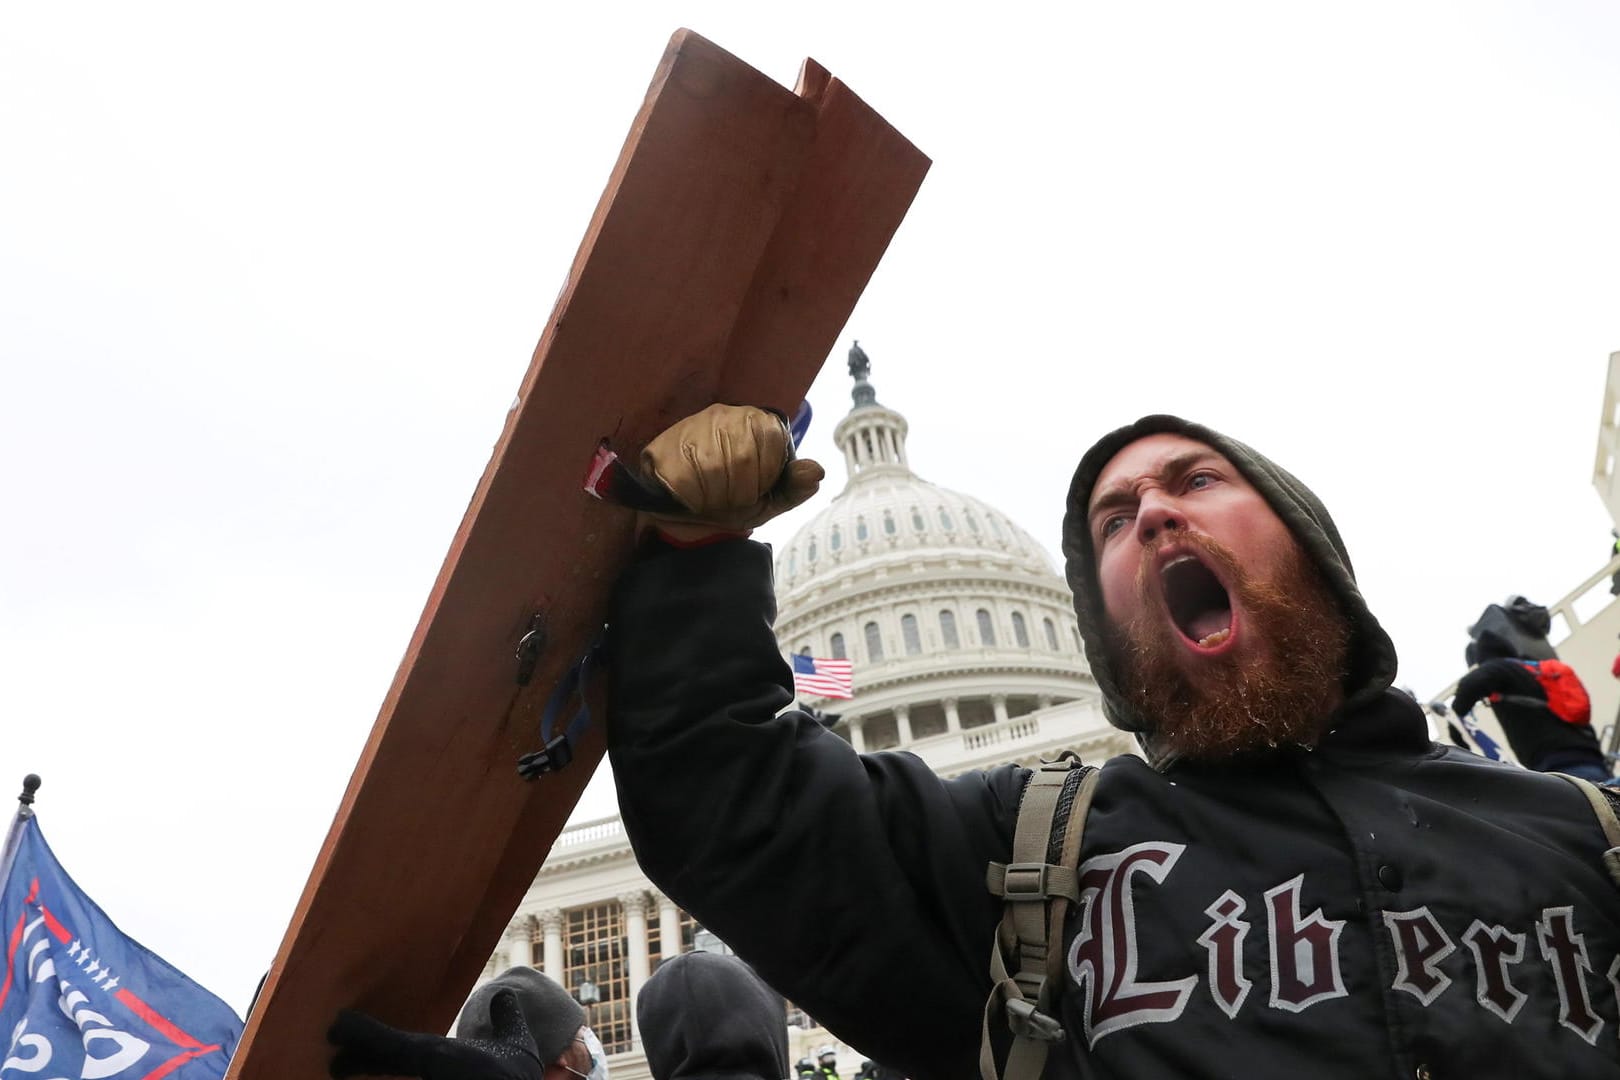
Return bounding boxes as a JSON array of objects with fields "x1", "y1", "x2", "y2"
[{"x1": 1061, "y1": 415, "x2": 1398, "y2": 767}]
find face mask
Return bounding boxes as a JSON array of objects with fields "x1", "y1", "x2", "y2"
[{"x1": 564, "y1": 1026, "x2": 609, "y2": 1080}]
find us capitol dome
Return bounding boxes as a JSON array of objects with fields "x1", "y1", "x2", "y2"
[
  {"x1": 772, "y1": 343, "x2": 1126, "y2": 773},
  {"x1": 477, "y1": 344, "x2": 1131, "y2": 1076}
]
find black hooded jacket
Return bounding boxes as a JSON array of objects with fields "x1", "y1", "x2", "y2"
[
  {"x1": 607, "y1": 417, "x2": 1620, "y2": 1079},
  {"x1": 638, "y1": 952, "x2": 789, "y2": 1080}
]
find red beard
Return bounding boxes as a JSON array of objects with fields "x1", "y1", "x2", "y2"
[{"x1": 1113, "y1": 532, "x2": 1350, "y2": 762}]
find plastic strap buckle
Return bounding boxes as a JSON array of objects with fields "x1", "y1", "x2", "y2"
[
  {"x1": 1004, "y1": 998, "x2": 1065, "y2": 1044},
  {"x1": 1002, "y1": 862, "x2": 1052, "y2": 901},
  {"x1": 517, "y1": 733, "x2": 575, "y2": 778}
]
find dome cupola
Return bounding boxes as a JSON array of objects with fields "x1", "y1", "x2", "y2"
[
  {"x1": 770, "y1": 345, "x2": 1119, "y2": 774},
  {"x1": 834, "y1": 341, "x2": 911, "y2": 478}
]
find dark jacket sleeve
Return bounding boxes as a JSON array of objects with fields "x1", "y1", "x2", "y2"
[
  {"x1": 606, "y1": 538, "x2": 1025, "y2": 1080},
  {"x1": 1452, "y1": 659, "x2": 1542, "y2": 716}
]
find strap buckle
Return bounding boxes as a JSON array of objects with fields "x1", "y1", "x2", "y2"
[
  {"x1": 1002, "y1": 862, "x2": 1052, "y2": 901},
  {"x1": 517, "y1": 734, "x2": 575, "y2": 778},
  {"x1": 1005, "y1": 998, "x2": 1065, "y2": 1044}
]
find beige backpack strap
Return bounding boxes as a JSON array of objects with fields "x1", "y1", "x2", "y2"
[
  {"x1": 1555, "y1": 773, "x2": 1620, "y2": 889},
  {"x1": 979, "y1": 754, "x2": 1101, "y2": 1080}
]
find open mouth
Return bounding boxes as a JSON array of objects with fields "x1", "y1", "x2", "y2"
[{"x1": 1159, "y1": 553, "x2": 1235, "y2": 650}]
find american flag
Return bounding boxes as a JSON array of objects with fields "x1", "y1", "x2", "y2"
[{"x1": 791, "y1": 654, "x2": 854, "y2": 700}]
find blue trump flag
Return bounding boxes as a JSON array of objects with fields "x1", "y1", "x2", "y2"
[{"x1": 0, "y1": 811, "x2": 242, "y2": 1080}]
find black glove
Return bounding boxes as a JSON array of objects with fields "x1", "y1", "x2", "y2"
[
  {"x1": 328, "y1": 989, "x2": 546, "y2": 1080},
  {"x1": 1452, "y1": 659, "x2": 1544, "y2": 718}
]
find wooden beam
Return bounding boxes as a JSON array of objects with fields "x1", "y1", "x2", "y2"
[{"x1": 226, "y1": 28, "x2": 927, "y2": 1079}]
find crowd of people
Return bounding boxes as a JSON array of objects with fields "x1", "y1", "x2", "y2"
[
  {"x1": 327, "y1": 955, "x2": 904, "y2": 1080},
  {"x1": 329, "y1": 400, "x2": 1620, "y2": 1078}
]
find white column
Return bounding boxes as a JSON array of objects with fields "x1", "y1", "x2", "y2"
[
  {"x1": 895, "y1": 704, "x2": 913, "y2": 745},
  {"x1": 1037, "y1": 694, "x2": 1054, "y2": 711},
  {"x1": 621, "y1": 892, "x2": 652, "y2": 1049},
  {"x1": 992, "y1": 695, "x2": 1010, "y2": 725},
  {"x1": 504, "y1": 916, "x2": 535, "y2": 969},
  {"x1": 943, "y1": 698, "x2": 961, "y2": 733},
  {"x1": 848, "y1": 716, "x2": 867, "y2": 753},
  {"x1": 655, "y1": 892, "x2": 681, "y2": 964},
  {"x1": 539, "y1": 909, "x2": 564, "y2": 982}
]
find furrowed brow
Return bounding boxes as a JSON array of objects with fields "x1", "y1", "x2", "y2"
[
  {"x1": 1087, "y1": 487, "x2": 1136, "y2": 527},
  {"x1": 1088, "y1": 450, "x2": 1223, "y2": 532}
]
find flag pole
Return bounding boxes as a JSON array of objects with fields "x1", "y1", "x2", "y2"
[
  {"x1": 18, "y1": 774, "x2": 40, "y2": 817},
  {"x1": 0, "y1": 773, "x2": 41, "y2": 889}
]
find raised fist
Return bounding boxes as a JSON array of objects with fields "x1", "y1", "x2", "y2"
[{"x1": 640, "y1": 403, "x2": 823, "y2": 537}]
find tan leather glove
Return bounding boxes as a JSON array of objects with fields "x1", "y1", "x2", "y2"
[{"x1": 639, "y1": 404, "x2": 824, "y2": 539}]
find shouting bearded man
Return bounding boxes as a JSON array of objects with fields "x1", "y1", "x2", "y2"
[{"x1": 605, "y1": 408, "x2": 1620, "y2": 1080}]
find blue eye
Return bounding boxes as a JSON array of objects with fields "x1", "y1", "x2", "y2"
[
  {"x1": 1100, "y1": 514, "x2": 1128, "y2": 538},
  {"x1": 1188, "y1": 472, "x2": 1215, "y2": 491}
]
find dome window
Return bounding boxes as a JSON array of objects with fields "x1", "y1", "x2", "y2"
[
  {"x1": 830, "y1": 632, "x2": 847, "y2": 660},
  {"x1": 910, "y1": 507, "x2": 925, "y2": 532},
  {"x1": 1043, "y1": 618, "x2": 1059, "y2": 652},
  {"x1": 788, "y1": 550, "x2": 797, "y2": 575},
  {"x1": 901, "y1": 614, "x2": 921, "y2": 656},
  {"x1": 965, "y1": 510, "x2": 980, "y2": 534},
  {"x1": 989, "y1": 516, "x2": 1005, "y2": 540},
  {"x1": 807, "y1": 537, "x2": 818, "y2": 563},
  {"x1": 938, "y1": 507, "x2": 954, "y2": 531},
  {"x1": 939, "y1": 610, "x2": 960, "y2": 649},
  {"x1": 976, "y1": 609, "x2": 997, "y2": 647},
  {"x1": 1012, "y1": 612, "x2": 1030, "y2": 648},
  {"x1": 830, "y1": 526, "x2": 843, "y2": 552},
  {"x1": 857, "y1": 516, "x2": 870, "y2": 542},
  {"x1": 864, "y1": 621, "x2": 885, "y2": 662},
  {"x1": 883, "y1": 511, "x2": 897, "y2": 536}
]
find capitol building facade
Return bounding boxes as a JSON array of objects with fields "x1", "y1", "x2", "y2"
[{"x1": 477, "y1": 349, "x2": 1132, "y2": 1077}]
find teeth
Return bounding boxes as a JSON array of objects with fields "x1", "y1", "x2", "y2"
[{"x1": 1197, "y1": 629, "x2": 1231, "y2": 648}]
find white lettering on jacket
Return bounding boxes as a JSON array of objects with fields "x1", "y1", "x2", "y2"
[
  {"x1": 1264, "y1": 875, "x2": 1347, "y2": 1013},
  {"x1": 1067, "y1": 842, "x2": 1198, "y2": 1047},
  {"x1": 1384, "y1": 907, "x2": 1457, "y2": 1006},
  {"x1": 1061, "y1": 848, "x2": 1617, "y2": 1047},
  {"x1": 1538, "y1": 905, "x2": 1603, "y2": 1045},
  {"x1": 1607, "y1": 955, "x2": 1620, "y2": 1037},
  {"x1": 1461, "y1": 920, "x2": 1528, "y2": 1023},
  {"x1": 1195, "y1": 890, "x2": 1253, "y2": 1019}
]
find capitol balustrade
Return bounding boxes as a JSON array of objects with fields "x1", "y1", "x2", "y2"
[
  {"x1": 960, "y1": 715, "x2": 1042, "y2": 750},
  {"x1": 903, "y1": 697, "x2": 1120, "y2": 774},
  {"x1": 552, "y1": 814, "x2": 626, "y2": 852},
  {"x1": 837, "y1": 644, "x2": 1088, "y2": 687}
]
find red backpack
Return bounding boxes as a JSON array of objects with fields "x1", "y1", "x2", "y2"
[{"x1": 1528, "y1": 659, "x2": 1592, "y2": 725}]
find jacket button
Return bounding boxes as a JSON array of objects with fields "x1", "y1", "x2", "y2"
[{"x1": 1378, "y1": 864, "x2": 1403, "y2": 891}]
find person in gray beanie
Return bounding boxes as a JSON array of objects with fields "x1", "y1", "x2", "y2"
[
  {"x1": 327, "y1": 965, "x2": 601, "y2": 1080},
  {"x1": 637, "y1": 951, "x2": 788, "y2": 1080},
  {"x1": 600, "y1": 403, "x2": 1620, "y2": 1079}
]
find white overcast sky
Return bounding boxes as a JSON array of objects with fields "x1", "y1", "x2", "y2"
[{"x1": 4, "y1": 2, "x2": 1619, "y2": 1016}]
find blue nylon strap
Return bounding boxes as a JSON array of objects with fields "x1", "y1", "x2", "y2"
[{"x1": 519, "y1": 633, "x2": 606, "y2": 779}]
